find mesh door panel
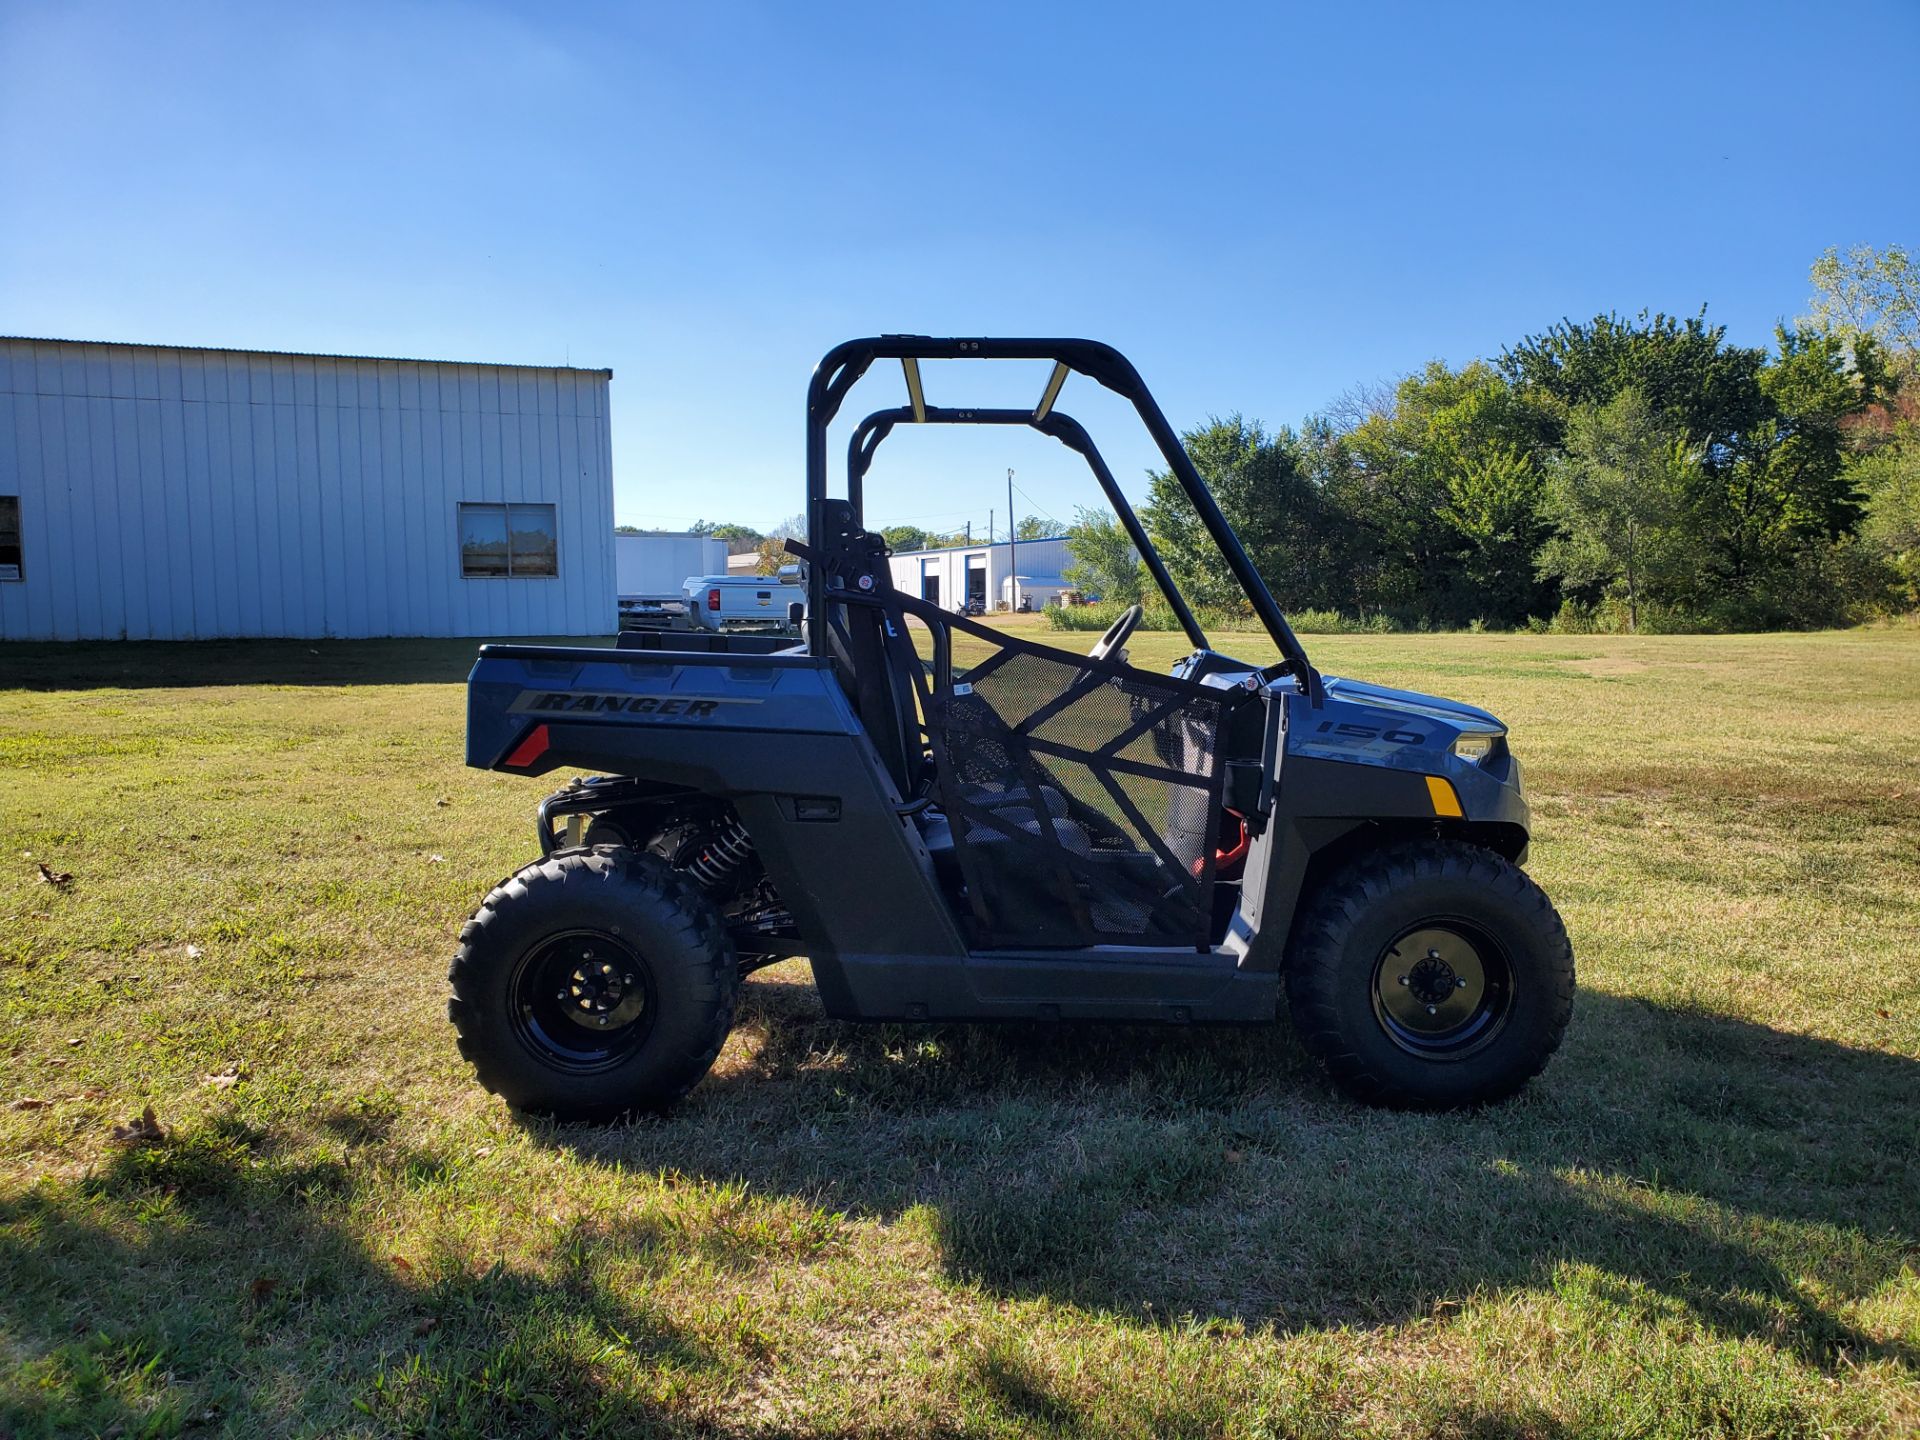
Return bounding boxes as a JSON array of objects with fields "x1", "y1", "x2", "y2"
[{"x1": 931, "y1": 647, "x2": 1225, "y2": 948}]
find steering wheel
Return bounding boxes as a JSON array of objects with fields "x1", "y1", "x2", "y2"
[{"x1": 1088, "y1": 603, "x2": 1143, "y2": 663}]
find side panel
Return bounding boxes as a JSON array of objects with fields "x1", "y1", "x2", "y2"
[{"x1": 812, "y1": 951, "x2": 1277, "y2": 1024}]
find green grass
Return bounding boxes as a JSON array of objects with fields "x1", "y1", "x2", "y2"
[{"x1": 2, "y1": 626, "x2": 1917, "y2": 1438}]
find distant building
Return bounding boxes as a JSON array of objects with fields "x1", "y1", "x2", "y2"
[
  {"x1": 886, "y1": 535, "x2": 1072, "y2": 611},
  {"x1": 0, "y1": 336, "x2": 615, "y2": 640}
]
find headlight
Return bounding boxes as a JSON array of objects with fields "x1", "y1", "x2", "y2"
[{"x1": 1450, "y1": 729, "x2": 1504, "y2": 764}]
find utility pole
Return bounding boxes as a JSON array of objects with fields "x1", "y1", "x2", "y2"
[{"x1": 1007, "y1": 468, "x2": 1018, "y2": 613}]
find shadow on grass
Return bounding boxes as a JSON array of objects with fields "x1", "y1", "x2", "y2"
[
  {"x1": 3, "y1": 986, "x2": 1913, "y2": 1434},
  {"x1": 0, "y1": 635, "x2": 614, "y2": 691},
  {"x1": 0, "y1": 1127, "x2": 711, "y2": 1437},
  {"x1": 544, "y1": 981, "x2": 1919, "y2": 1373},
  {"x1": 0, "y1": 1136, "x2": 1262, "y2": 1438}
]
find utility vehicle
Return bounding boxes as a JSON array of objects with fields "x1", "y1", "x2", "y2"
[{"x1": 450, "y1": 337, "x2": 1574, "y2": 1119}]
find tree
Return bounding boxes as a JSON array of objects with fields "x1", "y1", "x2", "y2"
[
  {"x1": 1536, "y1": 389, "x2": 1696, "y2": 632},
  {"x1": 1500, "y1": 310, "x2": 1769, "y2": 462},
  {"x1": 1015, "y1": 514, "x2": 1055, "y2": 541},
  {"x1": 1142, "y1": 415, "x2": 1335, "y2": 612},
  {"x1": 1335, "y1": 361, "x2": 1555, "y2": 625},
  {"x1": 629, "y1": 519, "x2": 763, "y2": 551},
  {"x1": 1502, "y1": 310, "x2": 1887, "y2": 623},
  {"x1": 1438, "y1": 443, "x2": 1548, "y2": 622},
  {"x1": 745, "y1": 513, "x2": 808, "y2": 575},
  {"x1": 708, "y1": 523, "x2": 764, "y2": 554},
  {"x1": 1807, "y1": 244, "x2": 1920, "y2": 358},
  {"x1": 1858, "y1": 425, "x2": 1920, "y2": 607},
  {"x1": 1805, "y1": 243, "x2": 1918, "y2": 613},
  {"x1": 1652, "y1": 325, "x2": 1883, "y2": 624},
  {"x1": 1061, "y1": 506, "x2": 1145, "y2": 603},
  {"x1": 1064, "y1": 293, "x2": 1909, "y2": 634},
  {"x1": 881, "y1": 524, "x2": 932, "y2": 553},
  {"x1": 1747, "y1": 327, "x2": 1886, "y2": 539}
]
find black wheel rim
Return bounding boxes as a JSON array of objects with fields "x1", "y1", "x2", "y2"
[
  {"x1": 1370, "y1": 922, "x2": 1512, "y2": 1060},
  {"x1": 509, "y1": 929, "x2": 657, "y2": 1073}
]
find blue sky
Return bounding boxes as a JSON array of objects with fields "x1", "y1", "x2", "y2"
[{"x1": 4, "y1": 1, "x2": 1916, "y2": 539}]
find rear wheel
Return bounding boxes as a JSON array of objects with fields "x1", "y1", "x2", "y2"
[
  {"x1": 1284, "y1": 838, "x2": 1573, "y2": 1109},
  {"x1": 449, "y1": 848, "x2": 737, "y2": 1120}
]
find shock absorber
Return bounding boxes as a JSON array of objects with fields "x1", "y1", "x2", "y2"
[{"x1": 686, "y1": 815, "x2": 754, "y2": 890}]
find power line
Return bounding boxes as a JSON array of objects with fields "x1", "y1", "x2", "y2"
[
  {"x1": 864, "y1": 512, "x2": 999, "y2": 534},
  {"x1": 864, "y1": 507, "x2": 988, "y2": 524},
  {"x1": 1006, "y1": 478, "x2": 1068, "y2": 534}
]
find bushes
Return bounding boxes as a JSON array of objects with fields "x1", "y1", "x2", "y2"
[
  {"x1": 1041, "y1": 545, "x2": 1902, "y2": 639},
  {"x1": 1043, "y1": 585, "x2": 1900, "y2": 637},
  {"x1": 1542, "y1": 599, "x2": 1705, "y2": 635},
  {"x1": 1285, "y1": 608, "x2": 1402, "y2": 634},
  {"x1": 1538, "y1": 537, "x2": 1901, "y2": 633},
  {"x1": 1043, "y1": 600, "x2": 1270, "y2": 634},
  {"x1": 1044, "y1": 600, "x2": 1406, "y2": 634},
  {"x1": 1045, "y1": 600, "x2": 1227, "y2": 633}
]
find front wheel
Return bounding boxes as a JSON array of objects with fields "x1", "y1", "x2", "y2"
[
  {"x1": 449, "y1": 848, "x2": 738, "y2": 1120},
  {"x1": 1284, "y1": 839, "x2": 1573, "y2": 1109}
]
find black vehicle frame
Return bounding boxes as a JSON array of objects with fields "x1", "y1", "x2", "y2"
[
  {"x1": 809, "y1": 337, "x2": 1314, "y2": 680},
  {"x1": 448, "y1": 337, "x2": 1574, "y2": 1120}
]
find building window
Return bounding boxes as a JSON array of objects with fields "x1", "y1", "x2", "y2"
[
  {"x1": 0, "y1": 497, "x2": 20, "y2": 582},
  {"x1": 459, "y1": 503, "x2": 558, "y2": 578}
]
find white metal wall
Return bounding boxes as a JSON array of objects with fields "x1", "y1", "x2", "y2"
[{"x1": 0, "y1": 338, "x2": 616, "y2": 640}]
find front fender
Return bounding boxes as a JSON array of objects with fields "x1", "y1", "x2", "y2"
[{"x1": 1223, "y1": 686, "x2": 1532, "y2": 973}]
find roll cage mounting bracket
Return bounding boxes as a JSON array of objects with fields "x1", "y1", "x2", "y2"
[{"x1": 803, "y1": 336, "x2": 1321, "y2": 699}]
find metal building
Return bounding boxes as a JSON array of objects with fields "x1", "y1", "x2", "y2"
[
  {"x1": 887, "y1": 535, "x2": 1073, "y2": 612},
  {"x1": 0, "y1": 337, "x2": 616, "y2": 641}
]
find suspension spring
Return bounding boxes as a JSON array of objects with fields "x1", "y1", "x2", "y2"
[{"x1": 686, "y1": 816, "x2": 754, "y2": 890}]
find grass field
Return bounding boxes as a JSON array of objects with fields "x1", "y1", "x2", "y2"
[{"x1": 2, "y1": 624, "x2": 1917, "y2": 1438}]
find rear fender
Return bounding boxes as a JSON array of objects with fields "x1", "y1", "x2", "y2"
[
  {"x1": 467, "y1": 644, "x2": 855, "y2": 775},
  {"x1": 464, "y1": 643, "x2": 968, "y2": 962}
]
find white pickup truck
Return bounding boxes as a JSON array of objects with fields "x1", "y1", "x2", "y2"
[{"x1": 684, "y1": 573, "x2": 802, "y2": 633}]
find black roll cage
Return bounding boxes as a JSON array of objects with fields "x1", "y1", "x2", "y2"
[{"x1": 804, "y1": 336, "x2": 1319, "y2": 694}]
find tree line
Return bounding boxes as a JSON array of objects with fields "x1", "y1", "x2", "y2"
[
  {"x1": 614, "y1": 514, "x2": 1062, "y2": 576},
  {"x1": 1065, "y1": 245, "x2": 1919, "y2": 632},
  {"x1": 614, "y1": 515, "x2": 804, "y2": 577}
]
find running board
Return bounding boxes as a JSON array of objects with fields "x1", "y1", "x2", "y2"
[{"x1": 810, "y1": 952, "x2": 1278, "y2": 1024}]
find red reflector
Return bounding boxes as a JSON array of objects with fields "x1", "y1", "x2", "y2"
[
  {"x1": 503, "y1": 724, "x2": 550, "y2": 769},
  {"x1": 707, "y1": 587, "x2": 722, "y2": 611}
]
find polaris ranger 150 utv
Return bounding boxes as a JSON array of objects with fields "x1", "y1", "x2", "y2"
[{"x1": 451, "y1": 338, "x2": 1573, "y2": 1119}]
